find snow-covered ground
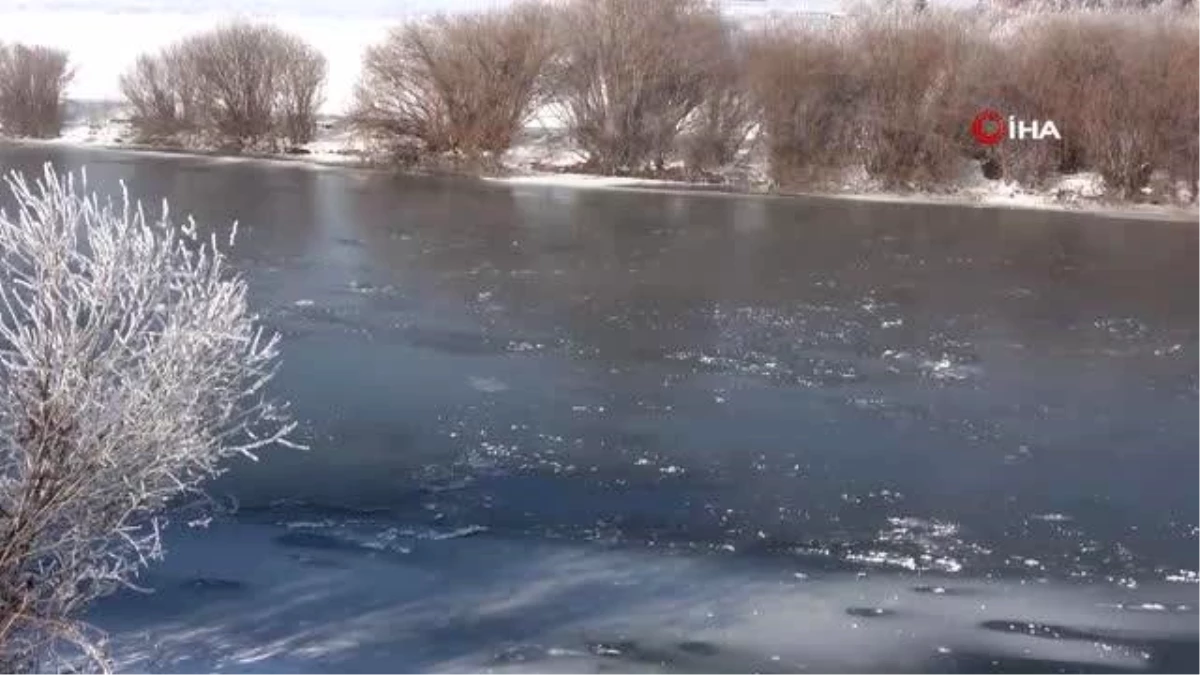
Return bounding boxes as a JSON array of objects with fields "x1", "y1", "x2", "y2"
[{"x1": 88, "y1": 515, "x2": 1198, "y2": 673}]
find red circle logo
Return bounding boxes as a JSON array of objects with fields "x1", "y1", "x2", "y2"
[{"x1": 970, "y1": 109, "x2": 1006, "y2": 146}]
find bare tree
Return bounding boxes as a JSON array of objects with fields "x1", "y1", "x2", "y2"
[
  {"x1": 1158, "y1": 15, "x2": 1199, "y2": 200},
  {"x1": 681, "y1": 23, "x2": 758, "y2": 172},
  {"x1": 121, "y1": 23, "x2": 326, "y2": 149},
  {"x1": 547, "y1": 0, "x2": 726, "y2": 172},
  {"x1": 185, "y1": 24, "x2": 276, "y2": 148},
  {"x1": 0, "y1": 165, "x2": 299, "y2": 672},
  {"x1": 276, "y1": 36, "x2": 327, "y2": 146},
  {"x1": 352, "y1": 2, "x2": 556, "y2": 159},
  {"x1": 0, "y1": 44, "x2": 73, "y2": 139},
  {"x1": 119, "y1": 51, "x2": 191, "y2": 139},
  {"x1": 745, "y1": 20, "x2": 861, "y2": 186},
  {"x1": 849, "y1": 7, "x2": 986, "y2": 187}
]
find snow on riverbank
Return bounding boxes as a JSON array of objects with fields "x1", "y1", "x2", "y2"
[
  {"x1": 17, "y1": 109, "x2": 1197, "y2": 222},
  {"x1": 805, "y1": 162, "x2": 1199, "y2": 222},
  {"x1": 89, "y1": 516, "x2": 1197, "y2": 673}
]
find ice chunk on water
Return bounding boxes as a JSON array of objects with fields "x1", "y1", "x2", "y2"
[{"x1": 468, "y1": 376, "x2": 509, "y2": 393}]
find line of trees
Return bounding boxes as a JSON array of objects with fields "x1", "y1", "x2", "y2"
[
  {"x1": 350, "y1": 0, "x2": 1198, "y2": 198},
  {"x1": 0, "y1": 44, "x2": 73, "y2": 139},
  {"x1": 0, "y1": 1, "x2": 1196, "y2": 200},
  {"x1": 350, "y1": 0, "x2": 757, "y2": 173}
]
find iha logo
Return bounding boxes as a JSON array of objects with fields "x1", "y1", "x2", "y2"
[{"x1": 970, "y1": 109, "x2": 1061, "y2": 145}]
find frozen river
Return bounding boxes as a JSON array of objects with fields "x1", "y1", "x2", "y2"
[{"x1": 0, "y1": 145, "x2": 1195, "y2": 672}]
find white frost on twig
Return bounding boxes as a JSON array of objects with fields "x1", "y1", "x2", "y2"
[{"x1": 0, "y1": 164, "x2": 301, "y2": 672}]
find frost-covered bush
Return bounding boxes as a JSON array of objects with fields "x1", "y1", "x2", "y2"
[
  {"x1": 0, "y1": 166, "x2": 299, "y2": 672},
  {"x1": 0, "y1": 44, "x2": 73, "y2": 139}
]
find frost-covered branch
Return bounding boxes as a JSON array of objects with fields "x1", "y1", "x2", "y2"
[{"x1": 0, "y1": 165, "x2": 299, "y2": 672}]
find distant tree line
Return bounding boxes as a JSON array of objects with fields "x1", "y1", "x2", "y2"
[
  {"x1": 348, "y1": 0, "x2": 1196, "y2": 198},
  {"x1": 0, "y1": 0, "x2": 1195, "y2": 201}
]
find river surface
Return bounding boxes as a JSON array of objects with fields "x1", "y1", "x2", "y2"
[{"x1": 1, "y1": 145, "x2": 1197, "y2": 672}]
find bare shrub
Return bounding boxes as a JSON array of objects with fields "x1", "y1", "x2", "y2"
[
  {"x1": 119, "y1": 48, "x2": 199, "y2": 140},
  {"x1": 848, "y1": 8, "x2": 986, "y2": 187},
  {"x1": 1092, "y1": 14, "x2": 1199, "y2": 199},
  {"x1": 548, "y1": 0, "x2": 727, "y2": 172},
  {"x1": 352, "y1": 2, "x2": 556, "y2": 158},
  {"x1": 1074, "y1": 17, "x2": 1164, "y2": 196},
  {"x1": 747, "y1": 6, "x2": 1196, "y2": 198},
  {"x1": 961, "y1": 35, "x2": 1059, "y2": 186},
  {"x1": 185, "y1": 25, "x2": 278, "y2": 146},
  {"x1": 993, "y1": 12, "x2": 1199, "y2": 197},
  {"x1": 0, "y1": 44, "x2": 73, "y2": 139},
  {"x1": 276, "y1": 38, "x2": 327, "y2": 145},
  {"x1": 121, "y1": 23, "x2": 326, "y2": 149},
  {"x1": 0, "y1": 166, "x2": 299, "y2": 671},
  {"x1": 989, "y1": 14, "x2": 1116, "y2": 185},
  {"x1": 745, "y1": 20, "x2": 860, "y2": 186},
  {"x1": 186, "y1": 23, "x2": 326, "y2": 148},
  {"x1": 681, "y1": 24, "x2": 758, "y2": 172},
  {"x1": 1158, "y1": 17, "x2": 1199, "y2": 199}
]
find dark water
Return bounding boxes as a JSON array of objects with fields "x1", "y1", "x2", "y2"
[{"x1": 2, "y1": 145, "x2": 1198, "y2": 670}]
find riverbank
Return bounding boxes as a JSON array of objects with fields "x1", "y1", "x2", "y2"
[{"x1": 7, "y1": 111, "x2": 1197, "y2": 224}]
